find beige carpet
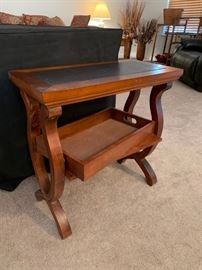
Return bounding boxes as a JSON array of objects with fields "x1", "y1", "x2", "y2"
[{"x1": 0, "y1": 81, "x2": 202, "y2": 270}]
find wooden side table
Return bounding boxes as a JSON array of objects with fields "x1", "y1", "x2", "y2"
[{"x1": 9, "y1": 60, "x2": 183, "y2": 239}]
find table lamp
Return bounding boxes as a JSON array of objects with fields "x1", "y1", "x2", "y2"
[{"x1": 92, "y1": 2, "x2": 111, "y2": 27}]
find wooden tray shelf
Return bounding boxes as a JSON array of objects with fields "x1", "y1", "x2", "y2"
[{"x1": 36, "y1": 109, "x2": 161, "y2": 181}]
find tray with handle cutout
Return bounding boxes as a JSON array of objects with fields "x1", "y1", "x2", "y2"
[{"x1": 36, "y1": 108, "x2": 161, "y2": 181}]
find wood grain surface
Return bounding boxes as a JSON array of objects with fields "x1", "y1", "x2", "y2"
[{"x1": 9, "y1": 60, "x2": 183, "y2": 239}]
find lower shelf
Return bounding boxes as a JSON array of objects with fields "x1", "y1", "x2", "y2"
[{"x1": 36, "y1": 108, "x2": 161, "y2": 181}]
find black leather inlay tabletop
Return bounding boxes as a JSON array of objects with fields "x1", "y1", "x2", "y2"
[{"x1": 34, "y1": 61, "x2": 166, "y2": 87}]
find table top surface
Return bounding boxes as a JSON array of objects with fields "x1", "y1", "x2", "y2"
[{"x1": 9, "y1": 60, "x2": 183, "y2": 106}]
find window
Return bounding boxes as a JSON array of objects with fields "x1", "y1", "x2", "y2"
[{"x1": 167, "y1": 0, "x2": 202, "y2": 34}]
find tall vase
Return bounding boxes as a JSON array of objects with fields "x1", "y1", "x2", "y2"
[
  {"x1": 123, "y1": 37, "x2": 133, "y2": 59},
  {"x1": 136, "y1": 42, "x2": 146, "y2": 61}
]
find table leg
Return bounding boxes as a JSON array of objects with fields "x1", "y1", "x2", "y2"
[
  {"x1": 163, "y1": 27, "x2": 169, "y2": 54},
  {"x1": 119, "y1": 83, "x2": 172, "y2": 185},
  {"x1": 118, "y1": 89, "x2": 141, "y2": 165},
  {"x1": 150, "y1": 26, "x2": 159, "y2": 62},
  {"x1": 123, "y1": 89, "x2": 141, "y2": 116},
  {"x1": 21, "y1": 92, "x2": 72, "y2": 239}
]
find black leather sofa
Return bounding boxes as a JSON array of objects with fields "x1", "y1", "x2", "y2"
[
  {"x1": 0, "y1": 24, "x2": 122, "y2": 191},
  {"x1": 170, "y1": 39, "x2": 202, "y2": 92}
]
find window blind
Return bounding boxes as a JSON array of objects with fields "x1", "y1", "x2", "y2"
[{"x1": 168, "y1": 0, "x2": 202, "y2": 33}]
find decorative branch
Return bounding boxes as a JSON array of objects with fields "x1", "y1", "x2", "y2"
[
  {"x1": 136, "y1": 18, "x2": 158, "y2": 44},
  {"x1": 120, "y1": 0, "x2": 145, "y2": 39}
]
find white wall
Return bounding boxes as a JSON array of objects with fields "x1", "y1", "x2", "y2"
[
  {"x1": 141, "y1": 0, "x2": 168, "y2": 59},
  {"x1": 0, "y1": 0, "x2": 122, "y2": 27},
  {"x1": 0, "y1": 0, "x2": 168, "y2": 58},
  {"x1": 0, "y1": 0, "x2": 168, "y2": 26}
]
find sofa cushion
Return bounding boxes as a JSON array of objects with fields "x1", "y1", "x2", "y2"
[
  {"x1": 70, "y1": 15, "x2": 90, "y2": 27},
  {"x1": 23, "y1": 14, "x2": 48, "y2": 25},
  {"x1": 0, "y1": 12, "x2": 23, "y2": 24},
  {"x1": 38, "y1": 16, "x2": 65, "y2": 26}
]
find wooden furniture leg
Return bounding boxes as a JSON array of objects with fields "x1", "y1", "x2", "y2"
[
  {"x1": 120, "y1": 83, "x2": 172, "y2": 185},
  {"x1": 166, "y1": 25, "x2": 175, "y2": 65},
  {"x1": 21, "y1": 92, "x2": 72, "y2": 239},
  {"x1": 150, "y1": 25, "x2": 159, "y2": 62},
  {"x1": 118, "y1": 89, "x2": 140, "y2": 164},
  {"x1": 163, "y1": 26, "x2": 169, "y2": 54},
  {"x1": 123, "y1": 89, "x2": 141, "y2": 116},
  {"x1": 134, "y1": 157, "x2": 157, "y2": 186}
]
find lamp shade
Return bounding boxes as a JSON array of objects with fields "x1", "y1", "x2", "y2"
[{"x1": 92, "y1": 2, "x2": 111, "y2": 20}]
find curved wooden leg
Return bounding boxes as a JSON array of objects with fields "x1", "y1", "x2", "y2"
[
  {"x1": 48, "y1": 200, "x2": 72, "y2": 239},
  {"x1": 117, "y1": 158, "x2": 125, "y2": 164},
  {"x1": 134, "y1": 83, "x2": 172, "y2": 185},
  {"x1": 35, "y1": 189, "x2": 44, "y2": 201},
  {"x1": 21, "y1": 92, "x2": 72, "y2": 239},
  {"x1": 118, "y1": 89, "x2": 141, "y2": 165},
  {"x1": 134, "y1": 157, "x2": 157, "y2": 186},
  {"x1": 123, "y1": 89, "x2": 141, "y2": 118},
  {"x1": 35, "y1": 190, "x2": 72, "y2": 238},
  {"x1": 137, "y1": 82, "x2": 172, "y2": 159},
  {"x1": 118, "y1": 83, "x2": 172, "y2": 185}
]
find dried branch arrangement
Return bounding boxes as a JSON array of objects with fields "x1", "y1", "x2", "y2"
[
  {"x1": 136, "y1": 19, "x2": 158, "y2": 44},
  {"x1": 120, "y1": 0, "x2": 145, "y2": 39}
]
